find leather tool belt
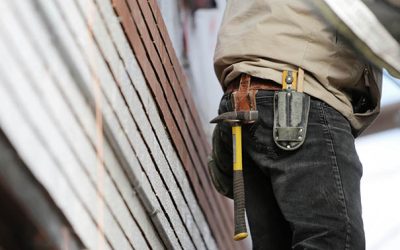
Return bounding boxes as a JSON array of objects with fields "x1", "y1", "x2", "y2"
[
  {"x1": 226, "y1": 70, "x2": 310, "y2": 151},
  {"x1": 225, "y1": 76, "x2": 281, "y2": 94}
]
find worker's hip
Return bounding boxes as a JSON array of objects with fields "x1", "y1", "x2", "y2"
[{"x1": 217, "y1": 90, "x2": 364, "y2": 249}]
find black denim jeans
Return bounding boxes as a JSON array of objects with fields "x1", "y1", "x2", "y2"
[{"x1": 217, "y1": 90, "x2": 365, "y2": 250}]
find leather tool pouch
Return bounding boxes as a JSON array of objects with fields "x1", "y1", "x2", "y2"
[
  {"x1": 273, "y1": 70, "x2": 310, "y2": 151},
  {"x1": 231, "y1": 74, "x2": 258, "y2": 121}
]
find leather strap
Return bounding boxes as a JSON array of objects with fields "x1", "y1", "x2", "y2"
[
  {"x1": 297, "y1": 68, "x2": 305, "y2": 93},
  {"x1": 228, "y1": 75, "x2": 258, "y2": 114},
  {"x1": 232, "y1": 74, "x2": 252, "y2": 112},
  {"x1": 225, "y1": 75, "x2": 281, "y2": 94},
  {"x1": 282, "y1": 68, "x2": 305, "y2": 92}
]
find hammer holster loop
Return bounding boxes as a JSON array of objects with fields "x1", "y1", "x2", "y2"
[{"x1": 231, "y1": 75, "x2": 258, "y2": 124}]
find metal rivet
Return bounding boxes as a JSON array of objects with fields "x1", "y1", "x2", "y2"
[
  {"x1": 286, "y1": 145, "x2": 291, "y2": 149},
  {"x1": 286, "y1": 76, "x2": 293, "y2": 84},
  {"x1": 298, "y1": 136, "x2": 302, "y2": 140}
]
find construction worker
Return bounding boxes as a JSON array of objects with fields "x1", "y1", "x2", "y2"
[{"x1": 208, "y1": 1, "x2": 382, "y2": 249}]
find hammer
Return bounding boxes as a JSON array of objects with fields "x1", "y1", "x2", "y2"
[{"x1": 211, "y1": 110, "x2": 258, "y2": 240}]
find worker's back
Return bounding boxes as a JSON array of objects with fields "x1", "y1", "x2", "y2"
[{"x1": 214, "y1": 0, "x2": 382, "y2": 135}]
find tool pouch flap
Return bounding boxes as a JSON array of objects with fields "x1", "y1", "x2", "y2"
[{"x1": 273, "y1": 91, "x2": 310, "y2": 151}]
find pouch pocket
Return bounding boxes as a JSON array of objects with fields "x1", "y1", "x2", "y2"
[{"x1": 273, "y1": 91, "x2": 310, "y2": 151}]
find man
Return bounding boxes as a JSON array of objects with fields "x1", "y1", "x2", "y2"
[{"x1": 208, "y1": 1, "x2": 382, "y2": 249}]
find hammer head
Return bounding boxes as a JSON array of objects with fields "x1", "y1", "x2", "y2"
[{"x1": 210, "y1": 111, "x2": 258, "y2": 124}]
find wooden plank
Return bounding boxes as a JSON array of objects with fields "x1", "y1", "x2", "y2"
[
  {"x1": 11, "y1": 1, "x2": 178, "y2": 249},
  {"x1": 103, "y1": 143, "x2": 165, "y2": 249},
  {"x1": 0, "y1": 23, "x2": 135, "y2": 250},
  {"x1": 132, "y1": 1, "x2": 236, "y2": 246},
  {"x1": 115, "y1": 1, "x2": 230, "y2": 246},
  {"x1": 3, "y1": 0, "x2": 236, "y2": 247},
  {"x1": 9, "y1": 4, "x2": 152, "y2": 250},
  {"x1": 7, "y1": 6, "x2": 162, "y2": 248},
  {"x1": 0, "y1": 44, "x2": 111, "y2": 250},
  {"x1": 147, "y1": 0, "x2": 211, "y2": 151},
  {"x1": 24, "y1": 0, "x2": 179, "y2": 248},
  {"x1": 72, "y1": 0, "x2": 210, "y2": 249},
  {"x1": 101, "y1": 94, "x2": 181, "y2": 250},
  {"x1": 0, "y1": 89, "x2": 109, "y2": 250},
  {"x1": 94, "y1": 0, "x2": 218, "y2": 248},
  {"x1": 113, "y1": 0, "x2": 212, "y2": 222},
  {"x1": 149, "y1": 0, "x2": 233, "y2": 228},
  {"x1": 0, "y1": 130, "x2": 84, "y2": 250},
  {"x1": 29, "y1": 0, "x2": 195, "y2": 247},
  {"x1": 52, "y1": 0, "x2": 195, "y2": 247},
  {"x1": 112, "y1": 0, "x2": 234, "y2": 248},
  {"x1": 130, "y1": 6, "x2": 234, "y2": 233},
  {"x1": 135, "y1": 0, "x2": 210, "y2": 163},
  {"x1": 27, "y1": 51, "x2": 152, "y2": 250},
  {"x1": 0, "y1": 2, "x2": 160, "y2": 250},
  {"x1": 125, "y1": 0, "x2": 211, "y2": 194}
]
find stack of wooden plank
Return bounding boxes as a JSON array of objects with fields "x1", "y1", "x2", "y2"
[
  {"x1": 0, "y1": 0, "x2": 244, "y2": 249},
  {"x1": 113, "y1": 0, "x2": 241, "y2": 249}
]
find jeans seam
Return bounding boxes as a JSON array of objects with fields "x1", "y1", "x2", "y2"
[{"x1": 320, "y1": 103, "x2": 351, "y2": 250}]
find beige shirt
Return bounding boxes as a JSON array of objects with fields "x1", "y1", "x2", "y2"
[{"x1": 214, "y1": 0, "x2": 382, "y2": 136}]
